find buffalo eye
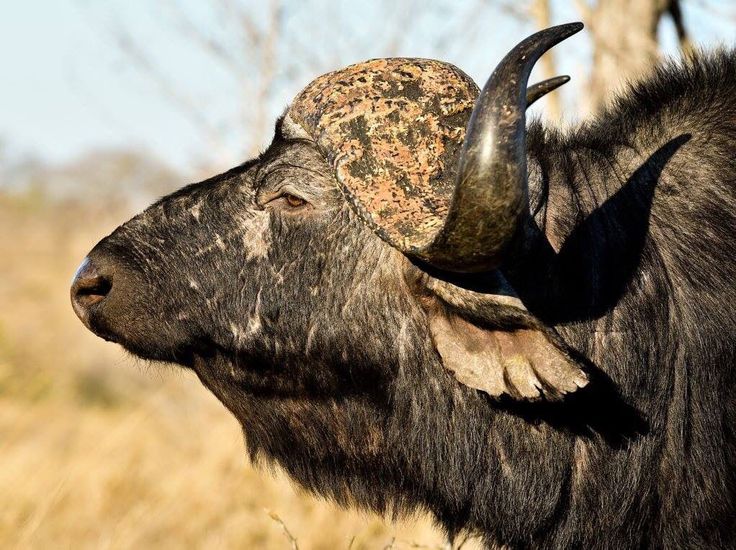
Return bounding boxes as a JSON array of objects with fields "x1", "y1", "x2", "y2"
[
  {"x1": 263, "y1": 191, "x2": 310, "y2": 211},
  {"x1": 283, "y1": 193, "x2": 307, "y2": 208}
]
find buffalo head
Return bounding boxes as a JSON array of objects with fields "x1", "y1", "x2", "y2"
[{"x1": 71, "y1": 23, "x2": 588, "y2": 507}]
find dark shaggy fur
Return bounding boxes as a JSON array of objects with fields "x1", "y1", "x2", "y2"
[{"x1": 76, "y1": 51, "x2": 736, "y2": 548}]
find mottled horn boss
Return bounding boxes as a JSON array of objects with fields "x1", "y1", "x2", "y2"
[{"x1": 413, "y1": 22, "x2": 584, "y2": 272}]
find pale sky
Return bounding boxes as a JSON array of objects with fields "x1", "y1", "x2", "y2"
[{"x1": 1, "y1": 0, "x2": 733, "y2": 173}]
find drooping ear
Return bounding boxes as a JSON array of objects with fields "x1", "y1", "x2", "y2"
[
  {"x1": 414, "y1": 271, "x2": 588, "y2": 401},
  {"x1": 428, "y1": 305, "x2": 588, "y2": 401}
]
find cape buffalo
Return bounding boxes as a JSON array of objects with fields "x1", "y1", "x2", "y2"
[{"x1": 71, "y1": 23, "x2": 736, "y2": 548}]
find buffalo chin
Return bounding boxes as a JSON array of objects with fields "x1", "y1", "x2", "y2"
[{"x1": 99, "y1": 320, "x2": 198, "y2": 368}]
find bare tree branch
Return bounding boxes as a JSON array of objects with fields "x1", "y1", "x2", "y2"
[
  {"x1": 216, "y1": 0, "x2": 263, "y2": 48},
  {"x1": 573, "y1": 0, "x2": 594, "y2": 25},
  {"x1": 667, "y1": 0, "x2": 695, "y2": 57},
  {"x1": 496, "y1": 0, "x2": 531, "y2": 21},
  {"x1": 249, "y1": 0, "x2": 282, "y2": 152},
  {"x1": 161, "y1": 0, "x2": 244, "y2": 74},
  {"x1": 381, "y1": 0, "x2": 422, "y2": 55},
  {"x1": 110, "y1": 22, "x2": 230, "y2": 156}
]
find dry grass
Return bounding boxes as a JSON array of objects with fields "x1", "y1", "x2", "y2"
[{"x1": 0, "y1": 194, "x2": 479, "y2": 549}]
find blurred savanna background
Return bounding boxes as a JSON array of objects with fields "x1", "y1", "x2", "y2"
[{"x1": 0, "y1": 1, "x2": 733, "y2": 548}]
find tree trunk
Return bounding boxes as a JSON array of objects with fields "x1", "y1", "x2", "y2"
[
  {"x1": 530, "y1": 0, "x2": 563, "y2": 121},
  {"x1": 577, "y1": 0, "x2": 691, "y2": 113}
]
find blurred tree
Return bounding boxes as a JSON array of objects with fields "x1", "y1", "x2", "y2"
[
  {"x1": 102, "y1": 0, "x2": 517, "y2": 171},
  {"x1": 1, "y1": 149, "x2": 178, "y2": 211},
  {"x1": 530, "y1": 0, "x2": 564, "y2": 120},
  {"x1": 82, "y1": 0, "x2": 733, "y2": 172},
  {"x1": 574, "y1": 0, "x2": 694, "y2": 113}
]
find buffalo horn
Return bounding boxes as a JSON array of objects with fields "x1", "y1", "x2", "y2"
[{"x1": 413, "y1": 22, "x2": 583, "y2": 272}]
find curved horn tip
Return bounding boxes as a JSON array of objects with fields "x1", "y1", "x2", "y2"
[
  {"x1": 417, "y1": 22, "x2": 584, "y2": 273},
  {"x1": 526, "y1": 75, "x2": 571, "y2": 107},
  {"x1": 527, "y1": 22, "x2": 584, "y2": 49},
  {"x1": 556, "y1": 21, "x2": 584, "y2": 36}
]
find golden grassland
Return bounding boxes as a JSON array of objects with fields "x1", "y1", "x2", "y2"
[{"x1": 0, "y1": 193, "x2": 481, "y2": 549}]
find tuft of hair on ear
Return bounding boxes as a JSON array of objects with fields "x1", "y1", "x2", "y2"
[{"x1": 407, "y1": 265, "x2": 589, "y2": 402}]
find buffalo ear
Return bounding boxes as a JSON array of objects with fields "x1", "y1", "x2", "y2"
[{"x1": 428, "y1": 306, "x2": 588, "y2": 401}]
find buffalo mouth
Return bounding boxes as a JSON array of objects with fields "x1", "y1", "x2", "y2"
[{"x1": 70, "y1": 251, "x2": 198, "y2": 366}]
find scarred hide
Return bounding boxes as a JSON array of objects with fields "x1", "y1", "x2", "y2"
[{"x1": 70, "y1": 27, "x2": 736, "y2": 548}]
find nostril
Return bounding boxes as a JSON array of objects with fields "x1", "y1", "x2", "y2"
[
  {"x1": 74, "y1": 275, "x2": 112, "y2": 306},
  {"x1": 71, "y1": 257, "x2": 113, "y2": 320}
]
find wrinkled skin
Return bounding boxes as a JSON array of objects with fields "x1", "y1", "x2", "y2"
[
  {"x1": 91, "y1": 132, "x2": 420, "y2": 392},
  {"x1": 75, "y1": 53, "x2": 736, "y2": 549},
  {"x1": 84, "y1": 123, "x2": 499, "y2": 528}
]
